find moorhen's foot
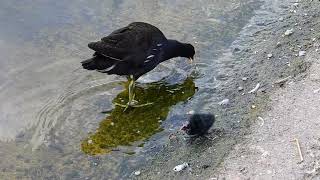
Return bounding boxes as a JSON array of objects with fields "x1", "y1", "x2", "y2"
[{"x1": 114, "y1": 101, "x2": 153, "y2": 111}]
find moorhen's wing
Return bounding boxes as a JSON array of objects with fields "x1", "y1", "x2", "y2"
[{"x1": 88, "y1": 22, "x2": 167, "y2": 66}]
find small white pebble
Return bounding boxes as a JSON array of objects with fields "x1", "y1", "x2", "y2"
[
  {"x1": 238, "y1": 86, "x2": 244, "y2": 91},
  {"x1": 251, "y1": 105, "x2": 256, "y2": 109},
  {"x1": 88, "y1": 139, "x2": 93, "y2": 144},
  {"x1": 187, "y1": 110, "x2": 195, "y2": 115},
  {"x1": 173, "y1": 163, "x2": 189, "y2": 172},
  {"x1": 110, "y1": 122, "x2": 115, "y2": 126},
  {"x1": 267, "y1": 54, "x2": 273, "y2": 58},
  {"x1": 242, "y1": 77, "x2": 248, "y2": 81},
  {"x1": 299, "y1": 51, "x2": 306, "y2": 57},
  {"x1": 284, "y1": 29, "x2": 294, "y2": 36},
  {"x1": 219, "y1": 99, "x2": 230, "y2": 106},
  {"x1": 134, "y1": 171, "x2": 141, "y2": 176}
]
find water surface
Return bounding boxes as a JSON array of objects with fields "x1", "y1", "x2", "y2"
[{"x1": 0, "y1": 0, "x2": 262, "y2": 179}]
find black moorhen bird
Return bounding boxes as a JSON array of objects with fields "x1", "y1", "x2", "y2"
[
  {"x1": 181, "y1": 113, "x2": 215, "y2": 136},
  {"x1": 81, "y1": 22, "x2": 195, "y2": 110}
]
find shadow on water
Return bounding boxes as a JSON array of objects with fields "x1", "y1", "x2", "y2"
[{"x1": 81, "y1": 77, "x2": 196, "y2": 155}]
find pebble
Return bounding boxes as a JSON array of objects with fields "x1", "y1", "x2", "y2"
[
  {"x1": 251, "y1": 105, "x2": 256, "y2": 109},
  {"x1": 237, "y1": 86, "x2": 244, "y2": 91},
  {"x1": 242, "y1": 77, "x2": 248, "y2": 81},
  {"x1": 88, "y1": 139, "x2": 93, "y2": 144},
  {"x1": 173, "y1": 163, "x2": 189, "y2": 172},
  {"x1": 284, "y1": 29, "x2": 294, "y2": 36},
  {"x1": 187, "y1": 110, "x2": 195, "y2": 115},
  {"x1": 134, "y1": 171, "x2": 141, "y2": 176},
  {"x1": 299, "y1": 51, "x2": 306, "y2": 56},
  {"x1": 267, "y1": 53, "x2": 273, "y2": 58},
  {"x1": 219, "y1": 99, "x2": 230, "y2": 106}
]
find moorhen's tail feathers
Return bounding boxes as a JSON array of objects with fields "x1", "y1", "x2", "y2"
[
  {"x1": 88, "y1": 42, "x2": 127, "y2": 61},
  {"x1": 81, "y1": 53, "x2": 118, "y2": 71},
  {"x1": 81, "y1": 58, "x2": 97, "y2": 70}
]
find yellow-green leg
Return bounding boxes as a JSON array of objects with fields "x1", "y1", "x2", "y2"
[{"x1": 115, "y1": 75, "x2": 153, "y2": 111}]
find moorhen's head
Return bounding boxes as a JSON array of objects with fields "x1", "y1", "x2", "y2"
[
  {"x1": 181, "y1": 43, "x2": 195, "y2": 62},
  {"x1": 181, "y1": 113, "x2": 215, "y2": 136}
]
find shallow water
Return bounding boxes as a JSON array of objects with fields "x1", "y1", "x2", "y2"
[{"x1": 0, "y1": 0, "x2": 262, "y2": 179}]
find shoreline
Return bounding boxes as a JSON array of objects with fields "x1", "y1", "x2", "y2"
[
  {"x1": 215, "y1": 0, "x2": 320, "y2": 179},
  {"x1": 140, "y1": 0, "x2": 320, "y2": 179}
]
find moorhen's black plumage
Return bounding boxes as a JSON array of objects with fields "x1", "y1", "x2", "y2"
[
  {"x1": 81, "y1": 22, "x2": 195, "y2": 109},
  {"x1": 181, "y1": 113, "x2": 215, "y2": 136}
]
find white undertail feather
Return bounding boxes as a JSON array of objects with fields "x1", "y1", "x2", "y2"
[
  {"x1": 97, "y1": 64, "x2": 117, "y2": 73},
  {"x1": 101, "y1": 53, "x2": 123, "y2": 61}
]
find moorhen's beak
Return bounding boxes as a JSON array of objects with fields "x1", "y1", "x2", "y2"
[{"x1": 189, "y1": 57, "x2": 194, "y2": 63}]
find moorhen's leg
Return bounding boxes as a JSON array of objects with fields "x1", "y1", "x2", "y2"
[{"x1": 115, "y1": 75, "x2": 153, "y2": 111}]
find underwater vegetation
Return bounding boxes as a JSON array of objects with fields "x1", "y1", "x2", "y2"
[{"x1": 81, "y1": 78, "x2": 196, "y2": 155}]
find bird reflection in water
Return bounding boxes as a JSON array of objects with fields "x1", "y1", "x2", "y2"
[{"x1": 81, "y1": 77, "x2": 196, "y2": 155}]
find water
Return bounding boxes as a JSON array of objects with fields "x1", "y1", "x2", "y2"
[{"x1": 0, "y1": 0, "x2": 262, "y2": 179}]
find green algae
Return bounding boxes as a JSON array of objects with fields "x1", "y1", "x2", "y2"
[{"x1": 81, "y1": 78, "x2": 196, "y2": 155}]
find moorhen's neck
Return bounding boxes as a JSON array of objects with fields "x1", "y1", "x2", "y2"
[{"x1": 162, "y1": 39, "x2": 187, "y2": 61}]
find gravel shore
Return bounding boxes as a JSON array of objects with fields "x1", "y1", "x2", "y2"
[{"x1": 215, "y1": 0, "x2": 320, "y2": 179}]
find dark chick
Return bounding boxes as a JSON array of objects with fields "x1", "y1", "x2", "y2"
[
  {"x1": 181, "y1": 113, "x2": 215, "y2": 136},
  {"x1": 81, "y1": 22, "x2": 195, "y2": 110}
]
